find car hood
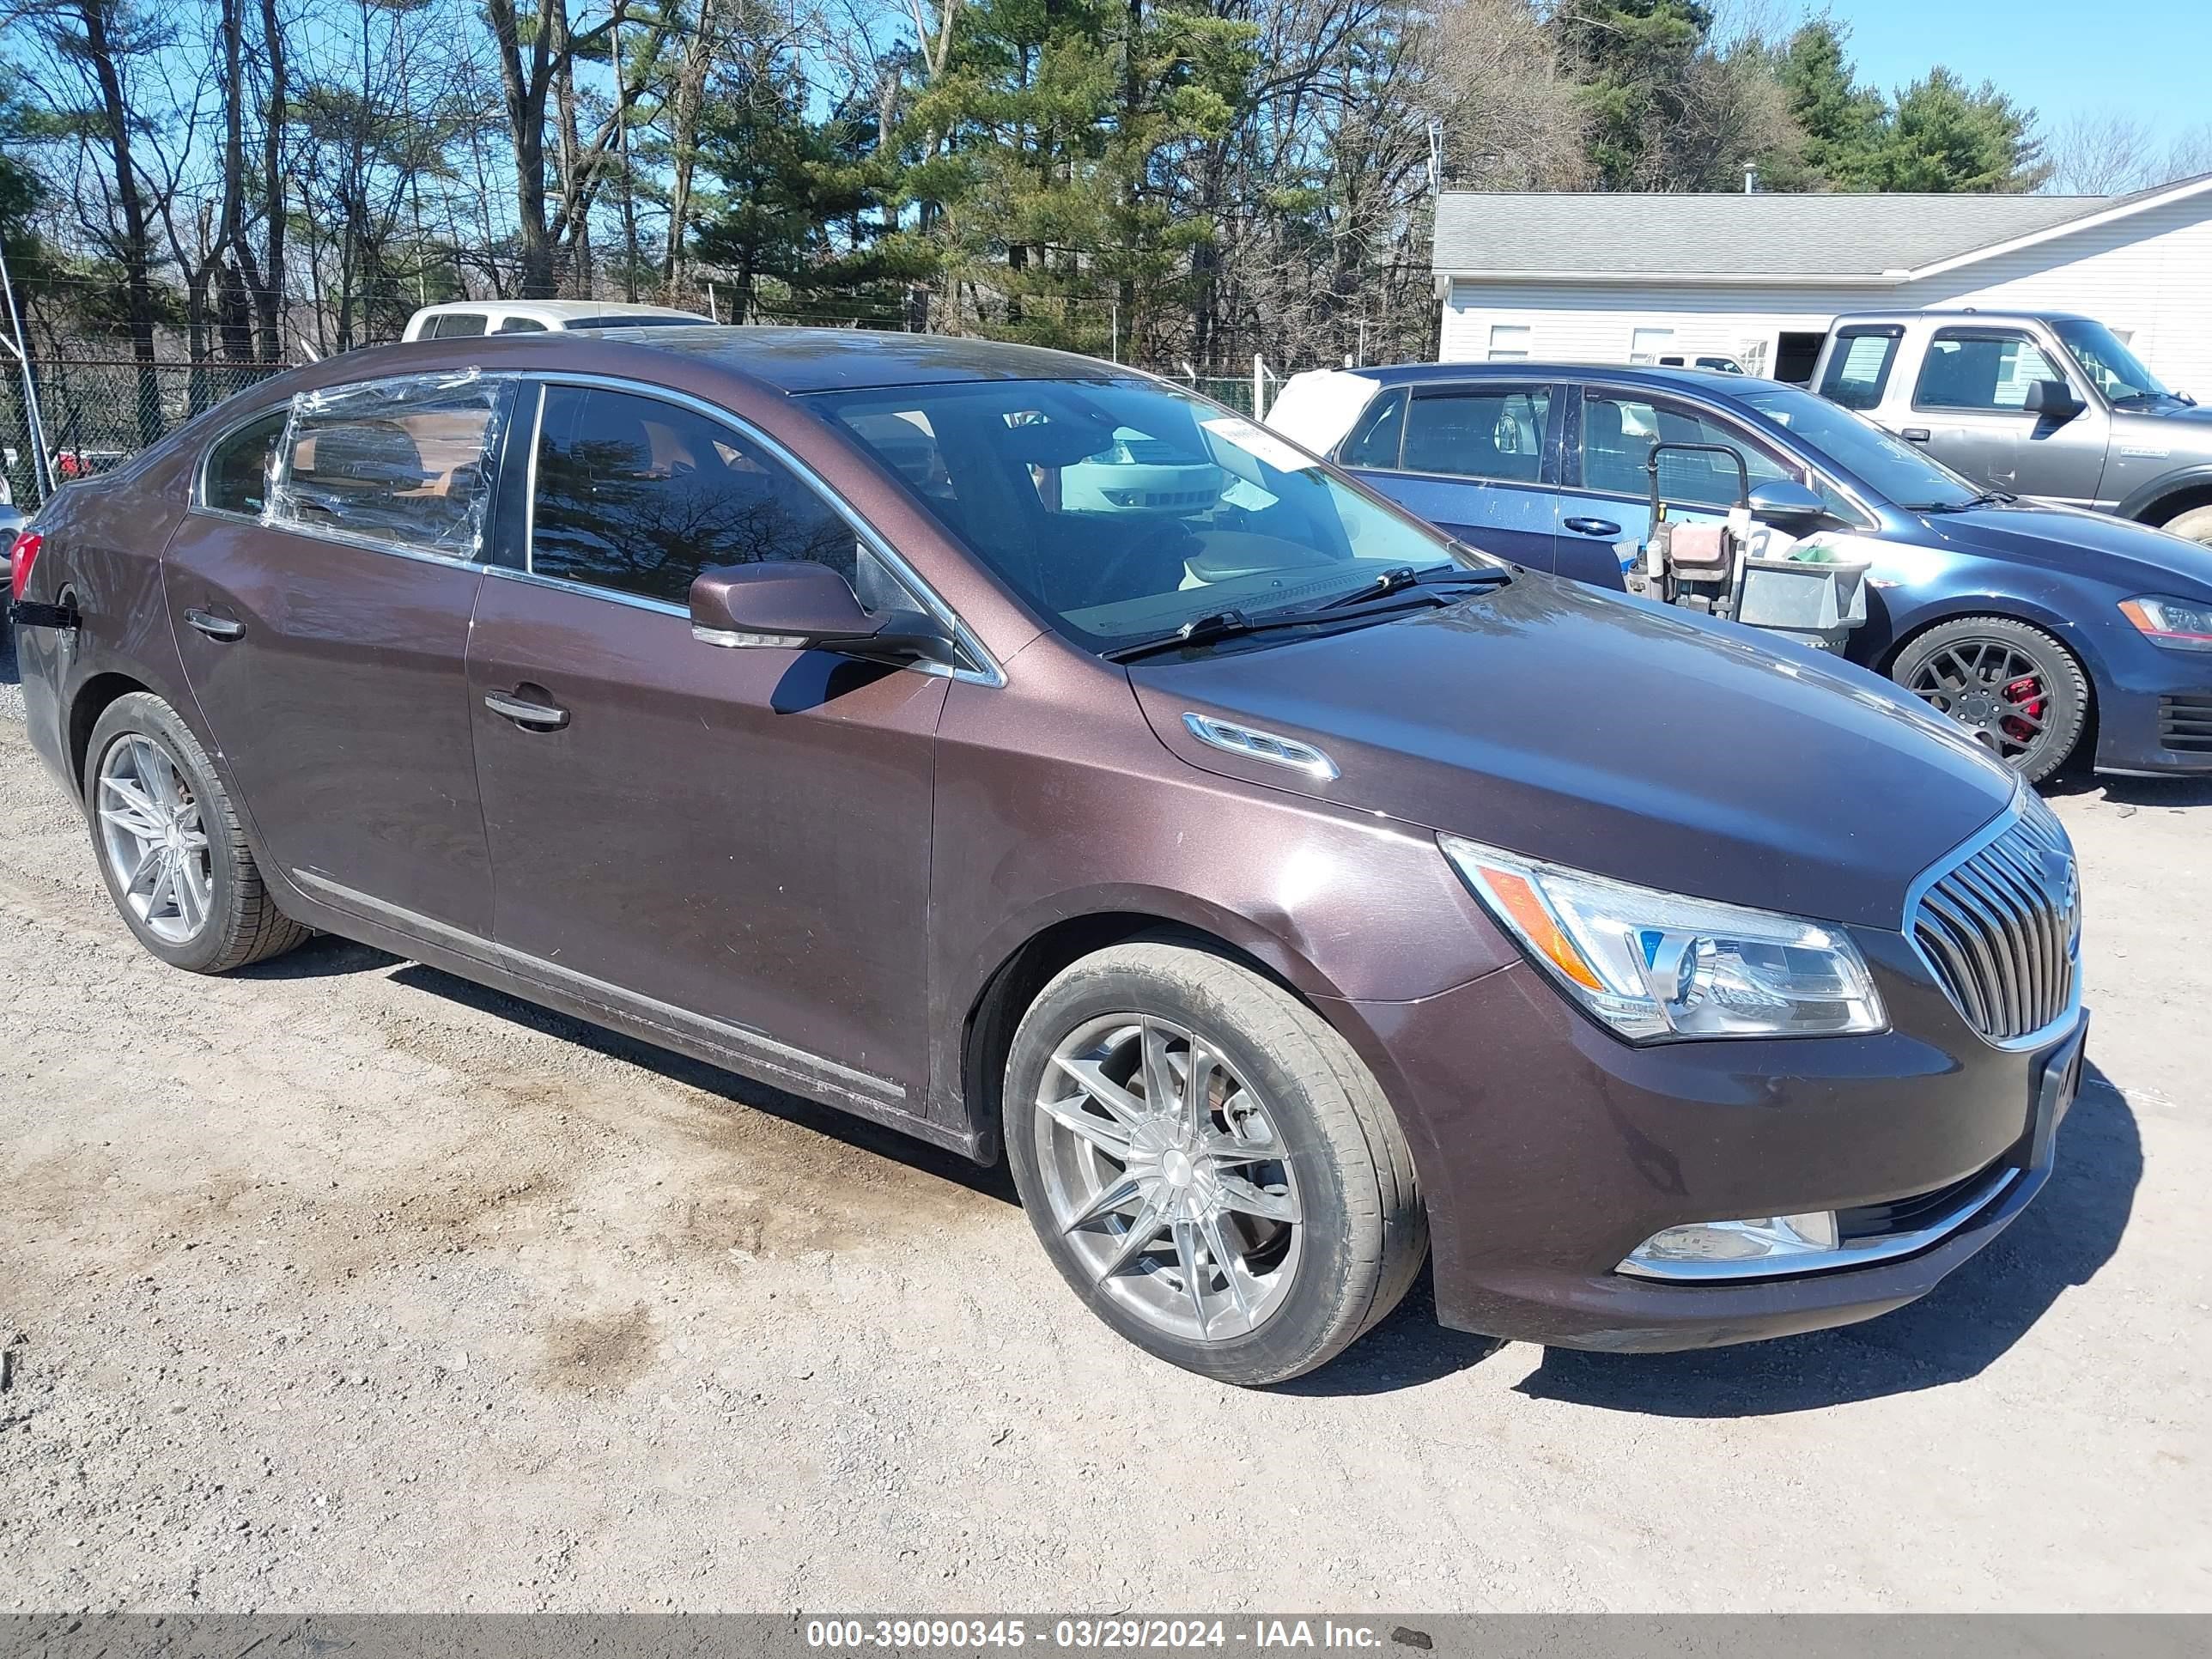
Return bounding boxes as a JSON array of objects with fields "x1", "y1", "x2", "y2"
[
  {"x1": 1919, "y1": 501, "x2": 2212, "y2": 596},
  {"x1": 2113, "y1": 399, "x2": 2212, "y2": 429},
  {"x1": 1127, "y1": 575, "x2": 2018, "y2": 931}
]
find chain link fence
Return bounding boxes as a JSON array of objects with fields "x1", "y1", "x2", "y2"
[{"x1": 3, "y1": 359, "x2": 289, "y2": 509}]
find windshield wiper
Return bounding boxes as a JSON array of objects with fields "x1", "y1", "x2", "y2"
[
  {"x1": 1318, "y1": 562, "x2": 1511, "y2": 610},
  {"x1": 1104, "y1": 596, "x2": 1441, "y2": 663},
  {"x1": 1905, "y1": 489, "x2": 2016, "y2": 514}
]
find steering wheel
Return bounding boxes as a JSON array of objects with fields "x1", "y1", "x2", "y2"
[{"x1": 1085, "y1": 518, "x2": 1198, "y2": 607}]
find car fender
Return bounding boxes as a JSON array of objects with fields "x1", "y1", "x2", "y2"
[
  {"x1": 2118, "y1": 462, "x2": 2212, "y2": 526},
  {"x1": 1870, "y1": 584, "x2": 2112, "y2": 681}
]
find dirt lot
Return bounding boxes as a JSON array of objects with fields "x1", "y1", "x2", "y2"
[{"x1": 2, "y1": 625, "x2": 2207, "y2": 1613}]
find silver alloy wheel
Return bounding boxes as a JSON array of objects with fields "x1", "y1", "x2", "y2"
[
  {"x1": 95, "y1": 732, "x2": 214, "y2": 945},
  {"x1": 1034, "y1": 1014, "x2": 1304, "y2": 1343}
]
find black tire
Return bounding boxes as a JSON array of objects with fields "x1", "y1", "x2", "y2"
[
  {"x1": 1004, "y1": 938, "x2": 1425, "y2": 1387},
  {"x1": 2160, "y1": 504, "x2": 2212, "y2": 548},
  {"x1": 1888, "y1": 615, "x2": 2090, "y2": 786},
  {"x1": 82, "y1": 692, "x2": 311, "y2": 973}
]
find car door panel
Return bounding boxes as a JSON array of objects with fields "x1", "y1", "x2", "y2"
[
  {"x1": 467, "y1": 574, "x2": 945, "y2": 1107},
  {"x1": 467, "y1": 379, "x2": 946, "y2": 1117},
  {"x1": 1910, "y1": 329, "x2": 2110, "y2": 506},
  {"x1": 1353, "y1": 471, "x2": 1559, "y2": 569},
  {"x1": 1340, "y1": 381, "x2": 1563, "y2": 570},
  {"x1": 164, "y1": 386, "x2": 501, "y2": 936}
]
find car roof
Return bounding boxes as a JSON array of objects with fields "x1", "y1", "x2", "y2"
[
  {"x1": 556, "y1": 325, "x2": 1138, "y2": 393},
  {"x1": 1339, "y1": 361, "x2": 1771, "y2": 396},
  {"x1": 413, "y1": 299, "x2": 707, "y2": 322},
  {"x1": 1828, "y1": 309, "x2": 2098, "y2": 328}
]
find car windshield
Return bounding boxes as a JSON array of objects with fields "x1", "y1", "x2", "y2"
[
  {"x1": 2050, "y1": 317, "x2": 2172, "y2": 404},
  {"x1": 811, "y1": 377, "x2": 1478, "y2": 651},
  {"x1": 1734, "y1": 382, "x2": 1981, "y2": 509}
]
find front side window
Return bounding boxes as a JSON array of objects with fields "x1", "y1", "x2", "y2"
[
  {"x1": 1582, "y1": 393, "x2": 1792, "y2": 506},
  {"x1": 1401, "y1": 386, "x2": 1550, "y2": 483},
  {"x1": 267, "y1": 371, "x2": 507, "y2": 559},
  {"x1": 814, "y1": 377, "x2": 1474, "y2": 652},
  {"x1": 1914, "y1": 331, "x2": 2068, "y2": 412},
  {"x1": 1818, "y1": 329, "x2": 1901, "y2": 410},
  {"x1": 2051, "y1": 316, "x2": 2170, "y2": 406},
  {"x1": 1734, "y1": 382, "x2": 1978, "y2": 511},
  {"x1": 201, "y1": 409, "x2": 289, "y2": 517},
  {"x1": 528, "y1": 385, "x2": 860, "y2": 608}
]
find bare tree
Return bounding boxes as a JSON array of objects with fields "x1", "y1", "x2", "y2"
[
  {"x1": 1428, "y1": 0, "x2": 1586, "y2": 190},
  {"x1": 2046, "y1": 111, "x2": 2159, "y2": 195}
]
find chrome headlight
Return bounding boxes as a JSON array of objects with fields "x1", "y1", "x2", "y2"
[
  {"x1": 2119, "y1": 594, "x2": 2212, "y2": 652},
  {"x1": 1440, "y1": 836, "x2": 1887, "y2": 1042}
]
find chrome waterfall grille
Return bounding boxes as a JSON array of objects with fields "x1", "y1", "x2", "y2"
[{"x1": 1910, "y1": 799, "x2": 2081, "y2": 1043}]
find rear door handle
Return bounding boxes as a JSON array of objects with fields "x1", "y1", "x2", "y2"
[
  {"x1": 184, "y1": 607, "x2": 246, "y2": 641},
  {"x1": 1901, "y1": 428, "x2": 1931, "y2": 443},
  {"x1": 1564, "y1": 517, "x2": 1622, "y2": 538},
  {"x1": 483, "y1": 689, "x2": 570, "y2": 731}
]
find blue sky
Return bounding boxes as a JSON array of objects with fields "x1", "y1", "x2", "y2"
[{"x1": 1826, "y1": 0, "x2": 2209, "y2": 142}]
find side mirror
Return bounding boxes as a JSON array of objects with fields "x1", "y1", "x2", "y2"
[
  {"x1": 689, "y1": 560, "x2": 956, "y2": 666},
  {"x1": 1747, "y1": 478, "x2": 1829, "y2": 527},
  {"x1": 2023, "y1": 379, "x2": 2081, "y2": 420}
]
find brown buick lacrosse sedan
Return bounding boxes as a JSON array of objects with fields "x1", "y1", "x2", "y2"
[{"x1": 9, "y1": 328, "x2": 2087, "y2": 1385}]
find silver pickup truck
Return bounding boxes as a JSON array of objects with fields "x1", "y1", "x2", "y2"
[{"x1": 1810, "y1": 309, "x2": 2212, "y2": 548}]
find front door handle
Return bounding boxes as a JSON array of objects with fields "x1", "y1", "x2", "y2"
[
  {"x1": 483, "y1": 688, "x2": 571, "y2": 731},
  {"x1": 183, "y1": 607, "x2": 246, "y2": 641},
  {"x1": 1901, "y1": 428, "x2": 1931, "y2": 443},
  {"x1": 1564, "y1": 517, "x2": 1622, "y2": 538}
]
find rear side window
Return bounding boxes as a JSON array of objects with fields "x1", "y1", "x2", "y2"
[
  {"x1": 202, "y1": 410, "x2": 289, "y2": 517},
  {"x1": 1400, "y1": 387, "x2": 1550, "y2": 483},
  {"x1": 1819, "y1": 329, "x2": 1902, "y2": 410},
  {"x1": 1336, "y1": 387, "x2": 1407, "y2": 467},
  {"x1": 1914, "y1": 331, "x2": 2067, "y2": 412},
  {"x1": 426, "y1": 312, "x2": 489, "y2": 338},
  {"x1": 528, "y1": 385, "x2": 860, "y2": 607},
  {"x1": 268, "y1": 372, "x2": 507, "y2": 559}
]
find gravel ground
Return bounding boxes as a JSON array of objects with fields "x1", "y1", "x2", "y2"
[{"x1": 2, "y1": 618, "x2": 2207, "y2": 1613}]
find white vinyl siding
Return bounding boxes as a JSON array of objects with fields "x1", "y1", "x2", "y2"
[{"x1": 1437, "y1": 187, "x2": 2212, "y2": 394}]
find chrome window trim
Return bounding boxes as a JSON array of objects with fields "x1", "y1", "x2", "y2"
[
  {"x1": 517, "y1": 371, "x2": 1006, "y2": 689},
  {"x1": 1899, "y1": 791, "x2": 2084, "y2": 1052},
  {"x1": 1617, "y1": 1164, "x2": 2021, "y2": 1283}
]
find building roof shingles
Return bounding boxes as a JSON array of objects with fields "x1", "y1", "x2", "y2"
[{"x1": 1429, "y1": 184, "x2": 2207, "y2": 280}]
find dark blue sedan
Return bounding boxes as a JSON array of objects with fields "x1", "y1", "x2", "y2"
[{"x1": 1267, "y1": 362, "x2": 2212, "y2": 782}]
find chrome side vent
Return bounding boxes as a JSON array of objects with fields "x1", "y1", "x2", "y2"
[
  {"x1": 1910, "y1": 798, "x2": 2080, "y2": 1045},
  {"x1": 1182, "y1": 713, "x2": 1339, "y2": 781}
]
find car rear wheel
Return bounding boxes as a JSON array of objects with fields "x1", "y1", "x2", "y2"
[
  {"x1": 83, "y1": 692, "x2": 312, "y2": 974},
  {"x1": 1004, "y1": 939, "x2": 1425, "y2": 1386},
  {"x1": 1889, "y1": 616, "x2": 2089, "y2": 785},
  {"x1": 2160, "y1": 504, "x2": 2212, "y2": 548}
]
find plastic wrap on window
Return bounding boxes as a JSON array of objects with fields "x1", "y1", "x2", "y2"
[{"x1": 264, "y1": 369, "x2": 505, "y2": 560}]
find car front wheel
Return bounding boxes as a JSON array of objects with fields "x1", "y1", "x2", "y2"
[
  {"x1": 1889, "y1": 616, "x2": 2090, "y2": 785},
  {"x1": 1004, "y1": 939, "x2": 1425, "y2": 1386}
]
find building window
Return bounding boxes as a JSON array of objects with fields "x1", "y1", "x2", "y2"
[
  {"x1": 1629, "y1": 326, "x2": 1674, "y2": 365},
  {"x1": 1488, "y1": 324, "x2": 1531, "y2": 362}
]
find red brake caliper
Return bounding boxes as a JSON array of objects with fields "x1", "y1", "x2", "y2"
[{"x1": 2001, "y1": 674, "x2": 2045, "y2": 743}]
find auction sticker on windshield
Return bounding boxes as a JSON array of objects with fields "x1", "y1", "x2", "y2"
[{"x1": 1202, "y1": 416, "x2": 1319, "y2": 473}]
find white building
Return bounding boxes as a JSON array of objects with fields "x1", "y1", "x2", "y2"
[{"x1": 1431, "y1": 173, "x2": 2212, "y2": 392}]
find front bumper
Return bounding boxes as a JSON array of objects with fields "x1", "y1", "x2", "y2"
[
  {"x1": 2090, "y1": 637, "x2": 2212, "y2": 774},
  {"x1": 1329, "y1": 939, "x2": 2085, "y2": 1352}
]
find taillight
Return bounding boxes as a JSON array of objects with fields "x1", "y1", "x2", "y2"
[{"x1": 9, "y1": 531, "x2": 42, "y2": 601}]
